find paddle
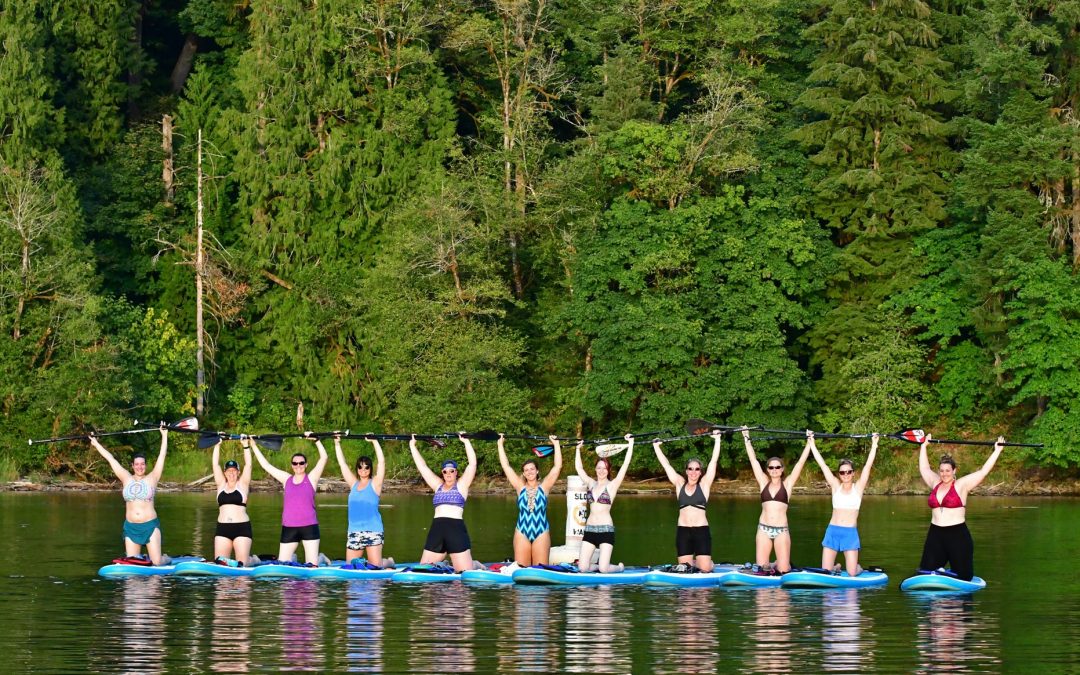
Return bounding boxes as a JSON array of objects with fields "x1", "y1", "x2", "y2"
[
  {"x1": 684, "y1": 419, "x2": 761, "y2": 436},
  {"x1": 28, "y1": 417, "x2": 200, "y2": 446},
  {"x1": 890, "y1": 429, "x2": 1043, "y2": 448}
]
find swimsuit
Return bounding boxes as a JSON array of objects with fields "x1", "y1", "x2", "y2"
[
  {"x1": 123, "y1": 479, "x2": 155, "y2": 502},
  {"x1": 928, "y1": 482, "x2": 964, "y2": 509},
  {"x1": 832, "y1": 486, "x2": 862, "y2": 510},
  {"x1": 758, "y1": 523, "x2": 788, "y2": 539},
  {"x1": 217, "y1": 488, "x2": 247, "y2": 507},
  {"x1": 433, "y1": 484, "x2": 466, "y2": 508},
  {"x1": 583, "y1": 524, "x2": 615, "y2": 547},
  {"x1": 760, "y1": 483, "x2": 789, "y2": 504},
  {"x1": 586, "y1": 485, "x2": 612, "y2": 505},
  {"x1": 515, "y1": 486, "x2": 550, "y2": 542},
  {"x1": 124, "y1": 518, "x2": 161, "y2": 545},
  {"x1": 424, "y1": 517, "x2": 471, "y2": 554},
  {"x1": 216, "y1": 487, "x2": 252, "y2": 540},
  {"x1": 678, "y1": 484, "x2": 707, "y2": 510}
]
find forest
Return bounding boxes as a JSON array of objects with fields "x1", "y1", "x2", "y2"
[{"x1": 2, "y1": 0, "x2": 1079, "y2": 479}]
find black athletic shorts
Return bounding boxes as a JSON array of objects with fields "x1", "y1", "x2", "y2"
[
  {"x1": 676, "y1": 525, "x2": 712, "y2": 557},
  {"x1": 216, "y1": 521, "x2": 253, "y2": 540},
  {"x1": 280, "y1": 523, "x2": 321, "y2": 544},
  {"x1": 424, "y1": 517, "x2": 471, "y2": 554}
]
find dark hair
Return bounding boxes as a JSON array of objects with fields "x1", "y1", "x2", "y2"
[
  {"x1": 521, "y1": 459, "x2": 539, "y2": 473},
  {"x1": 938, "y1": 454, "x2": 957, "y2": 470},
  {"x1": 355, "y1": 455, "x2": 373, "y2": 472},
  {"x1": 132, "y1": 453, "x2": 147, "y2": 462},
  {"x1": 767, "y1": 456, "x2": 784, "y2": 476},
  {"x1": 837, "y1": 458, "x2": 855, "y2": 472},
  {"x1": 291, "y1": 452, "x2": 308, "y2": 464}
]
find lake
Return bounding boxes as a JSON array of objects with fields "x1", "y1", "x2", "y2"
[{"x1": 1, "y1": 489, "x2": 1076, "y2": 672}]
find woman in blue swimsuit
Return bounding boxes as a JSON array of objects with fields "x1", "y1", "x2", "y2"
[{"x1": 497, "y1": 434, "x2": 563, "y2": 566}]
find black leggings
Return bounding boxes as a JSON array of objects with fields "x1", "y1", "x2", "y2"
[{"x1": 919, "y1": 522, "x2": 974, "y2": 581}]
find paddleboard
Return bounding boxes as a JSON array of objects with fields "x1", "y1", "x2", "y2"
[
  {"x1": 460, "y1": 565, "x2": 518, "y2": 585},
  {"x1": 719, "y1": 569, "x2": 786, "y2": 588},
  {"x1": 391, "y1": 568, "x2": 462, "y2": 583},
  {"x1": 900, "y1": 571, "x2": 986, "y2": 592},
  {"x1": 309, "y1": 564, "x2": 399, "y2": 580},
  {"x1": 98, "y1": 555, "x2": 203, "y2": 578},
  {"x1": 173, "y1": 560, "x2": 257, "y2": 577},
  {"x1": 511, "y1": 567, "x2": 648, "y2": 586},
  {"x1": 644, "y1": 564, "x2": 740, "y2": 587},
  {"x1": 780, "y1": 569, "x2": 889, "y2": 589},
  {"x1": 251, "y1": 563, "x2": 321, "y2": 579}
]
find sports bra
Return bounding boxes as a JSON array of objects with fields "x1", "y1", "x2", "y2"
[
  {"x1": 122, "y1": 479, "x2": 155, "y2": 502},
  {"x1": 678, "y1": 484, "x2": 707, "y2": 510},
  {"x1": 760, "y1": 483, "x2": 788, "y2": 505},
  {"x1": 217, "y1": 488, "x2": 247, "y2": 507},
  {"x1": 433, "y1": 483, "x2": 466, "y2": 508},
  {"x1": 587, "y1": 484, "x2": 612, "y2": 505},
  {"x1": 929, "y1": 482, "x2": 964, "y2": 509},
  {"x1": 832, "y1": 485, "x2": 862, "y2": 510}
]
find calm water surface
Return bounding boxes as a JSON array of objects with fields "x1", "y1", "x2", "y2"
[{"x1": 1, "y1": 490, "x2": 1077, "y2": 672}]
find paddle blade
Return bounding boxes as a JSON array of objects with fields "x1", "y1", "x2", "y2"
[
  {"x1": 463, "y1": 429, "x2": 500, "y2": 442},
  {"x1": 595, "y1": 443, "x2": 628, "y2": 458},
  {"x1": 685, "y1": 418, "x2": 717, "y2": 435},
  {"x1": 171, "y1": 417, "x2": 199, "y2": 431},
  {"x1": 427, "y1": 438, "x2": 447, "y2": 449},
  {"x1": 897, "y1": 429, "x2": 926, "y2": 444},
  {"x1": 532, "y1": 445, "x2": 554, "y2": 457},
  {"x1": 198, "y1": 433, "x2": 223, "y2": 449},
  {"x1": 254, "y1": 435, "x2": 285, "y2": 452}
]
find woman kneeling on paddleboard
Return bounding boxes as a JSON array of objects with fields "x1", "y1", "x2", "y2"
[
  {"x1": 410, "y1": 434, "x2": 482, "y2": 572},
  {"x1": 251, "y1": 433, "x2": 329, "y2": 565},
  {"x1": 90, "y1": 425, "x2": 169, "y2": 565},
  {"x1": 652, "y1": 429, "x2": 723, "y2": 572},
  {"x1": 575, "y1": 434, "x2": 634, "y2": 573},
  {"x1": 808, "y1": 432, "x2": 878, "y2": 577},
  {"x1": 497, "y1": 434, "x2": 563, "y2": 566},
  {"x1": 211, "y1": 437, "x2": 255, "y2": 566},
  {"x1": 741, "y1": 427, "x2": 811, "y2": 574},
  {"x1": 917, "y1": 433, "x2": 1005, "y2": 581},
  {"x1": 335, "y1": 435, "x2": 394, "y2": 568}
]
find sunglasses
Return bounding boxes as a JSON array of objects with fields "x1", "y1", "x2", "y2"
[
  {"x1": 838, "y1": 469, "x2": 854, "y2": 475},
  {"x1": 767, "y1": 465, "x2": 783, "y2": 470},
  {"x1": 687, "y1": 467, "x2": 702, "y2": 472},
  {"x1": 292, "y1": 461, "x2": 306, "y2": 466},
  {"x1": 442, "y1": 468, "x2": 457, "y2": 474}
]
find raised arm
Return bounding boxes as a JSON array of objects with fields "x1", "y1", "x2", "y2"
[
  {"x1": 370, "y1": 438, "x2": 385, "y2": 495},
  {"x1": 808, "y1": 434, "x2": 838, "y2": 491},
  {"x1": 742, "y1": 427, "x2": 767, "y2": 486},
  {"x1": 497, "y1": 435, "x2": 524, "y2": 492},
  {"x1": 784, "y1": 434, "x2": 813, "y2": 490},
  {"x1": 574, "y1": 441, "x2": 592, "y2": 485},
  {"x1": 855, "y1": 434, "x2": 879, "y2": 491},
  {"x1": 148, "y1": 426, "x2": 168, "y2": 482},
  {"x1": 334, "y1": 437, "x2": 356, "y2": 488},
  {"x1": 457, "y1": 436, "x2": 478, "y2": 494},
  {"x1": 212, "y1": 441, "x2": 226, "y2": 488},
  {"x1": 652, "y1": 440, "x2": 683, "y2": 488},
  {"x1": 609, "y1": 434, "x2": 635, "y2": 492},
  {"x1": 410, "y1": 437, "x2": 441, "y2": 491},
  {"x1": 958, "y1": 437, "x2": 1006, "y2": 495},
  {"x1": 306, "y1": 436, "x2": 330, "y2": 487},
  {"x1": 540, "y1": 437, "x2": 563, "y2": 494},
  {"x1": 918, "y1": 435, "x2": 938, "y2": 488},
  {"x1": 89, "y1": 435, "x2": 131, "y2": 483},
  {"x1": 701, "y1": 431, "x2": 723, "y2": 494},
  {"x1": 250, "y1": 439, "x2": 290, "y2": 484}
]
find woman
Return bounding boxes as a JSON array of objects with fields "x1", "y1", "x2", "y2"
[
  {"x1": 410, "y1": 434, "x2": 481, "y2": 572},
  {"x1": 741, "y1": 427, "x2": 812, "y2": 574},
  {"x1": 251, "y1": 433, "x2": 329, "y2": 565},
  {"x1": 334, "y1": 435, "x2": 394, "y2": 568},
  {"x1": 808, "y1": 432, "x2": 879, "y2": 576},
  {"x1": 574, "y1": 434, "x2": 634, "y2": 573},
  {"x1": 210, "y1": 436, "x2": 254, "y2": 566},
  {"x1": 90, "y1": 425, "x2": 169, "y2": 565},
  {"x1": 652, "y1": 429, "x2": 724, "y2": 572},
  {"x1": 496, "y1": 434, "x2": 563, "y2": 566},
  {"x1": 917, "y1": 433, "x2": 1005, "y2": 581}
]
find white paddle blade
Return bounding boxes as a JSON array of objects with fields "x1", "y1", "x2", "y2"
[{"x1": 595, "y1": 443, "x2": 628, "y2": 458}]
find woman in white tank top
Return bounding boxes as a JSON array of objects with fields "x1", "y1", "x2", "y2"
[{"x1": 808, "y1": 432, "x2": 879, "y2": 577}]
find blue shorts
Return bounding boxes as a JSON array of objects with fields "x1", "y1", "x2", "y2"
[{"x1": 822, "y1": 524, "x2": 860, "y2": 552}]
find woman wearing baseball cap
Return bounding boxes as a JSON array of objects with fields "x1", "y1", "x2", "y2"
[
  {"x1": 409, "y1": 434, "x2": 481, "y2": 572},
  {"x1": 211, "y1": 437, "x2": 255, "y2": 566}
]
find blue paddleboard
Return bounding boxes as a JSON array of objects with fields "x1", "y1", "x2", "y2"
[
  {"x1": 460, "y1": 567, "x2": 517, "y2": 584},
  {"x1": 309, "y1": 564, "x2": 400, "y2": 580},
  {"x1": 173, "y1": 560, "x2": 256, "y2": 577},
  {"x1": 98, "y1": 555, "x2": 204, "y2": 578},
  {"x1": 719, "y1": 568, "x2": 786, "y2": 588},
  {"x1": 251, "y1": 563, "x2": 321, "y2": 579},
  {"x1": 511, "y1": 567, "x2": 648, "y2": 586},
  {"x1": 391, "y1": 568, "x2": 462, "y2": 583},
  {"x1": 900, "y1": 571, "x2": 986, "y2": 592},
  {"x1": 780, "y1": 569, "x2": 889, "y2": 589},
  {"x1": 644, "y1": 564, "x2": 739, "y2": 587}
]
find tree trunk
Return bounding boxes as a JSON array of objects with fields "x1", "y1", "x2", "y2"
[
  {"x1": 170, "y1": 33, "x2": 199, "y2": 94},
  {"x1": 196, "y1": 129, "x2": 206, "y2": 418},
  {"x1": 162, "y1": 115, "x2": 175, "y2": 206}
]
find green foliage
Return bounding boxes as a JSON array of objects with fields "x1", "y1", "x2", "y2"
[{"x1": 115, "y1": 306, "x2": 198, "y2": 419}]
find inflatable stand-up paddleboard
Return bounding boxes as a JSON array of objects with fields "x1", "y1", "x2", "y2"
[
  {"x1": 309, "y1": 561, "x2": 401, "y2": 580},
  {"x1": 251, "y1": 562, "x2": 322, "y2": 579},
  {"x1": 780, "y1": 567, "x2": 889, "y2": 589},
  {"x1": 511, "y1": 566, "x2": 649, "y2": 586},
  {"x1": 392, "y1": 564, "x2": 462, "y2": 583},
  {"x1": 900, "y1": 569, "x2": 986, "y2": 592},
  {"x1": 461, "y1": 563, "x2": 518, "y2": 585},
  {"x1": 719, "y1": 565, "x2": 787, "y2": 588},
  {"x1": 98, "y1": 555, "x2": 204, "y2": 578},
  {"x1": 644, "y1": 563, "x2": 740, "y2": 587},
  {"x1": 173, "y1": 560, "x2": 257, "y2": 577}
]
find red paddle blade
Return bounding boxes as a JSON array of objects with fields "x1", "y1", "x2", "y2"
[
  {"x1": 898, "y1": 429, "x2": 926, "y2": 444},
  {"x1": 172, "y1": 417, "x2": 199, "y2": 431}
]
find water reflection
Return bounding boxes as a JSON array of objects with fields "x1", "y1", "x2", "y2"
[
  {"x1": 647, "y1": 589, "x2": 719, "y2": 673},
  {"x1": 500, "y1": 586, "x2": 559, "y2": 671},
  {"x1": 113, "y1": 577, "x2": 168, "y2": 673},
  {"x1": 406, "y1": 584, "x2": 476, "y2": 672},
  {"x1": 911, "y1": 594, "x2": 1001, "y2": 673},
  {"x1": 210, "y1": 578, "x2": 253, "y2": 672},
  {"x1": 820, "y1": 590, "x2": 869, "y2": 672},
  {"x1": 564, "y1": 586, "x2": 632, "y2": 672},
  {"x1": 344, "y1": 580, "x2": 386, "y2": 671},
  {"x1": 279, "y1": 580, "x2": 323, "y2": 670},
  {"x1": 746, "y1": 588, "x2": 793, "y2": 673}
]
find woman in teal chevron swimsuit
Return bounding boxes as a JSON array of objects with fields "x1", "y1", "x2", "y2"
[{"x1": 497, "y1": 434, "x2": 563, "y2": 566}]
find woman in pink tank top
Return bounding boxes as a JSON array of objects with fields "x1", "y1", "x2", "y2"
[{"x1": 251, "y1": 433, "x2": 329, "y2": 565}]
